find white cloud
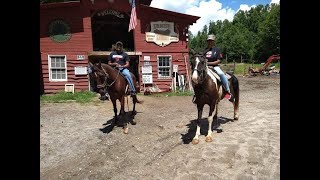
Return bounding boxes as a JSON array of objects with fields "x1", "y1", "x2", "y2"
[
  {"x1": 238, "y1": 4, "x2": 256, "y2": 12},
  {"x1": 150, "y1": 0, "x2": 235, "y2": 35},
  {"x1": 185, "y1": 1, "x2": 235, "y2": 35},
  {"x1": 270, "y1": 0, "x2": 280, "y2": 4},
  {"x1": 150, "y1": 0, "x2": 277, "y2": 35},
  {"x1": 150, "y1": 0, "x2": 200, "y2": 13}
]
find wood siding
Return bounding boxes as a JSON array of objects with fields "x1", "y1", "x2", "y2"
[
  {"x1": 134, "y1": 5, "x2": 191, "y2": 53},
  {"x1": 139, "y1": 53, "x2": 191, "y2": 92},
  {"x1": 40, "y1": 2, "x2": 93, "y2": 94},
  {"x1": 40, "y1": 0, "x2": 199, "y2": 94},
  {"x1": 135, "y1": 5, "x2": 196, "y2": 92}
]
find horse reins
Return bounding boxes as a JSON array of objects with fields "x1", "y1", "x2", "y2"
[{"x1": 96, "y1": 66, "x2": 120, "y2": 89}]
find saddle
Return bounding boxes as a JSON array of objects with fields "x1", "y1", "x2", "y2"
[{"x1": 207, "y1": 66, "x2": 232, "y2": 82}]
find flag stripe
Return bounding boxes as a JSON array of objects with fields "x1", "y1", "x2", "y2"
[{"x1": 128, "y1": 0, "x2": 137, "y2": 32}]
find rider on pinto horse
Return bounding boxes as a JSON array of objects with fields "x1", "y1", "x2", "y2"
[{"x1": 192, "y1": 34, "x2": 235, "y2": 103}]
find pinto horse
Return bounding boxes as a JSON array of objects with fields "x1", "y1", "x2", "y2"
[
  {"x1": 90, "y1": 62, "x2": 143, "y2": 134},
  {"x1": 190, "y1": 51, "x2": 239, "y2": 144}
]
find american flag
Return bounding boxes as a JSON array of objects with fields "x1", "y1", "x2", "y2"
[{"x1": 128, "y1": 0, "x2": 137, "y2": 32}]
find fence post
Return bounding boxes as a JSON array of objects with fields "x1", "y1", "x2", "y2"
[
  {"x1": 243, "y1": 62, "x2": 246, "y2": 76},
  {"x1": 225, "y1": 54, "x2": 228, "y2": 65}
]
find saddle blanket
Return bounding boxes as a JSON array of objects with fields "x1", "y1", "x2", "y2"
[{"x1": 207, "y1": 67, "x2": 232, "y2": 82}]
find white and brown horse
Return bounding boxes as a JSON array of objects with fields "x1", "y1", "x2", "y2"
[{"x1": 190, "y1": 51, "x2": 239, "y2": 144}]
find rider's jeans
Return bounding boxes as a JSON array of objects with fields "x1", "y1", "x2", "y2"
[
  {"x1": 213, "y1": 66, "x2": 230, "y2": 93},
  {"x1": 120, "y1": 68, "x2": 136, "y2": 94}
]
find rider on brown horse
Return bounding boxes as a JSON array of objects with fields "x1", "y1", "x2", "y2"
[{"x1": 108, "y1": 41, "x2": 137, "y2": 98}]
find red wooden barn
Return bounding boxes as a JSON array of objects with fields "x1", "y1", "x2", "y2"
[{"x1": 40, "y1": 0, "x2": 200, "y2": 94}]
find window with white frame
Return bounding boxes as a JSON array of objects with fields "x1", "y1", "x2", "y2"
[
  {"x1": 157, "y1": 55, "x2": 171, "y2": 79},
  {"x1": 48, "y1": 55, "x2": 67, "y2": 81}
]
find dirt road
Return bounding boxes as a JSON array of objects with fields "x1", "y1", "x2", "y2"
[{"x1": 40, "y1": 75, "x2": 280, "y2": 180}]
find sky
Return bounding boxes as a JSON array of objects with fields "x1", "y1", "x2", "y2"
[{"x1": 150, "y1": 0, "x2": 280, "y2": 35}]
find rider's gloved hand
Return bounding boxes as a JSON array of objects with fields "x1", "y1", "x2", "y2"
[
  {"x1": 116, "y1": 64, "x2": 123, "y2": 68},
  {"x1": 116, "y1": 64, "x2": 124, "y2": 71}
]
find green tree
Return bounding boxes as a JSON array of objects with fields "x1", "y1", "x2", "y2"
[
  {"x1": 189, "y1": 3, "x2": 280, "y2": 63},
  {"x1": 257, "y1": 3, "x2": 280, "y2": 61}
]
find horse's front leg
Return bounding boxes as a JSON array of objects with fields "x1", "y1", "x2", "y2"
[
  {"x1": 206, "y1": 100, "x2": 218, "y2": 142},
  {"x1": 192, "y1": 104, "x2": 204, "y2": 145},
  {"x1": 119, "y1": 98, "x2": 126, "y2": 117}
]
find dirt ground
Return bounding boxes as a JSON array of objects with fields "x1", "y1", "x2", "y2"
[{"x1": 40, "y1": 74, "x2": 280, "y2": 180}]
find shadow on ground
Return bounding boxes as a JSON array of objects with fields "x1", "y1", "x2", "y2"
[
  {"x1": 181, "y1": 116, "x2": 234, "y2": 144},
  {"x1": 99, "y1": 111, "x2": 139, "y2": 134}
]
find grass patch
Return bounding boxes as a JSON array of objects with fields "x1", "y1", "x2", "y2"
[{"x1": 40, "y1": 91, "x2": 97, "y2": 103}]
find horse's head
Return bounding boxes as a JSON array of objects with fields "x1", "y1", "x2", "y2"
[
  {"x1": 190, "y1": 49, "x2": 207, "y2": 85},
  {"x1": 90, "y1": 62, "x2": 109, "y2": 97}
]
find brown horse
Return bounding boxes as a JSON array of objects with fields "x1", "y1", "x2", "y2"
[
  {"x1": 190, "y1": 51, "x2": 239, "y2": 144},
  {"x1": 90, "y1": 62, "x2": 143, "y2": 134}
]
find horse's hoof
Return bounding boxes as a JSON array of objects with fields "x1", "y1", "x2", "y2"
[
  {"x1": 205, "y1": 136, "x2": 213, "y2": 142},
  {"x1": 131, "y1": 120, "x2": 137, "y2": 125},
  {"x1": 123, "y1": 127, "x2": 129, "y2": 134},
  {"x1": 192, "y1": 139, "x2": 199, "y2": 145},
  {"x1": 234, "y1": 113, "x2": 239, "y2": 120}
]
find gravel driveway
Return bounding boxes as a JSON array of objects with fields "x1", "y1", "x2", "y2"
[{"x1": 40, "y1": 75, "x2": 280, "y2": 180}]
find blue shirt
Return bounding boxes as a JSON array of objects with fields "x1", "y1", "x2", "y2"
[
  {"x1": 108, "y1": 51, "x2": 130, "y2": 66},
  {"x1": 205, "y1": 47, "x2": 223, "y2": 67}
]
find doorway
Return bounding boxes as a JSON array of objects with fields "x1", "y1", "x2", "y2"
[{"x1": 91, "y1": 9, "x2": 134, "y2": 51}]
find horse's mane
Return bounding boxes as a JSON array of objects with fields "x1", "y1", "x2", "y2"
[
  {"x1": 100, "y1": 63, "x2": 115, "y2": 71},
  {"x1": 190, "y1": 48, "x2": 206, "y2": 57},
  {"x1": 91, "y1": 62, "x2": 117, "y2": 74}
]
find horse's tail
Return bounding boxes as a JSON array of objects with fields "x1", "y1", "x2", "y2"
[
  {"x1": 230, "y1": 74, "x2": 239, "y2": 97},
  {"x1": 229, "y1": 74, "x2": 239, "y2": 101}
]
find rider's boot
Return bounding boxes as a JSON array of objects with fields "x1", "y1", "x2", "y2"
[{"x1": 224, "y1": 91, "x2": 234, "y2": 102}]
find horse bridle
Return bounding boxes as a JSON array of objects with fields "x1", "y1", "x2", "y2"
[
  {"x1": 95, "y1": 66, "x2": 120, "y2": 89},
  {"x1": 192, "y1": 54, "x2": 207, "y2": 82}
]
